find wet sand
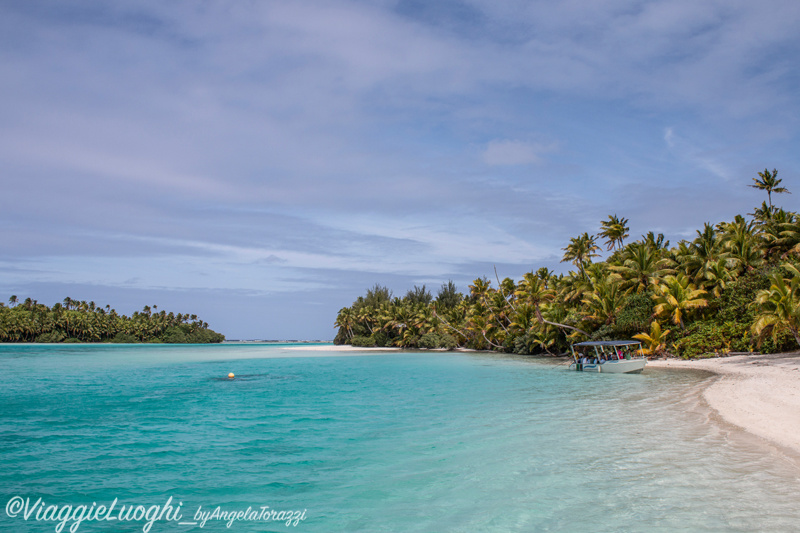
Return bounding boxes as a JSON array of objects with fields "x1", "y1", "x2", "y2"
[{"x1": 649, "y1": 353, "x2": 800, "y2": 454}]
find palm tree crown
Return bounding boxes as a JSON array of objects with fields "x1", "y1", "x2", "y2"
[
  {"x1": 561, "y1": 232, "x2": 600, "y2": 279},
  {"x1": 599, "y1": 214, "x2": 630, "y2": 251},
  {"x1": 651, "y1": 274, "x2": 708, "y2": 329},
  {"x1": 751, "y1": 168, "x2": 790, "y2": 209}
]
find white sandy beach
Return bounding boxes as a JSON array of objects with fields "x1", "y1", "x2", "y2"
[
  {"x1": 283, "y1": 345, "x2": 399, "y2": 352},
  {"x1": 649, "y1": 354, "x2": 800, "y2": 455}
]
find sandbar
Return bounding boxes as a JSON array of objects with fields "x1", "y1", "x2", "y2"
[{"x1": 282, "y1": 345, "x2": 398, "y2": 352}]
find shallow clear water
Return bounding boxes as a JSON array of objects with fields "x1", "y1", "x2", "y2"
[{"x1": 1, "y1": 344, "x2": 799, "y2": 532}]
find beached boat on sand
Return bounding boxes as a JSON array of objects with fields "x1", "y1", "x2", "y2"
[{"x1": 569, "y1": 340, "x2": 647, "y2": 373}]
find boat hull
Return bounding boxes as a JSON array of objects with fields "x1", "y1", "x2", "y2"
[{"x1": 569, "y1": 358, "x2": 647, "y2": 374}]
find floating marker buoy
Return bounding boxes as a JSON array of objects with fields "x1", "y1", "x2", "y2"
[{"x1": 228, "y1": 372, "x2": 235, "y2": 379}]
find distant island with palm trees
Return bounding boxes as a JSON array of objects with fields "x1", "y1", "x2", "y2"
[
  {"x1": 335, "y1": 168, "x2": 798, "y2": 359},
  {"x1": 0, "y1": 297, "x2": 224, "y2": 343}
]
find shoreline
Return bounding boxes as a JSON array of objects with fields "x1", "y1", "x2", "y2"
[
  {"x1": 289, "y1": 345, "x2": 800, "y2": 456},
  {"x1": 283, "y1": 345, "x2": 398, "y2": 352},
  {"x1": 648, "y1": 353, "x2": 800, "y2": 455}
]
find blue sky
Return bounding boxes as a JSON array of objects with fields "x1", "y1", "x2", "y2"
[{"x1": 2, "y1": 0, "x2": 799, "y2": 339}]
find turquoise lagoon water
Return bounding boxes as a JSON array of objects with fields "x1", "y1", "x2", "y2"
[{"x1": 1, "y1": 344, "x2": 799, "y2": 532}]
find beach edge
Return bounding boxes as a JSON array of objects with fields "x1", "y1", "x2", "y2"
[
  {"x1": 649, "y1": 353, "x2": 800, "y2": 455},
  {"x1": 288, "y1": 345, "x2": 800, "y2": 455}
]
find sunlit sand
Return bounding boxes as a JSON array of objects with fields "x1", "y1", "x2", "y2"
[{"x1": 650, "y1": 353, "x2": 800, "y2": 454}]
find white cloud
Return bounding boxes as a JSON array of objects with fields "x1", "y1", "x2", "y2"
[
  {"x1": 664, "y1": 127, "x2": 675, "y2": 148},
  {"x1": 1, "y1": 0, "x2": 799, "y2": 337}
]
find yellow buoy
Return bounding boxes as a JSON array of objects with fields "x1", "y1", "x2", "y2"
[{"x1": 228, "y1": 372, "x2": 235, "y2": 379}]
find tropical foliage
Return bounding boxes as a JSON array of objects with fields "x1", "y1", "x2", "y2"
[
  {"x1": 633, "y1": 321, "x2": 671, "y2": 358},
  {"x1": 334, "y1": 168, "x2": 800, "y2": 358},
  {"x1": 0, "y1": 298, "x2": 224, "y2": 343}
]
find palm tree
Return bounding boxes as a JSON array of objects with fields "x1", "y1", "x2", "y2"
[
  {"x1": 582, "y1": 278, "x2": 625, "y2": 326},
  {"x1": 680, "y1": 223, "x2": 721, "y2": 283},
  {"x1": 465, "y1": 312, "x2": 503, "y2": 350},
  {"x1": 633, "y1": 321, "x2": 671, "y2": 359},
  {"x1": 335, "y1": 307, "x2": 355, "y2": 340},
  {"x1": 750, "y1": 168, "x2": 790, "y2": 209},
  {"x1": 719, "y1": 215, "x2": 763, "y2": 273},
  {"x1": 599, "y1": 214, "x2": 630, "y2": 251},
  {"x1": 770, "y1": 215, "x2": 800, "y2": 258},
  {"x1": 642, "y1": 231, "x2": 670, "y2": 253},
  {"x1": 515, "y1": 273, "x2": 554, "y2": 323},
  {"x1": 562, "y1": 232, "x2": 600, "y2": 279},
  {"x1": 413, "y1": 305, "x2": 438, "y2": 336},
  {"x1": 516, "y1": 272, "x2": 590, "y2": 337},
  {"x1": 651, "y1": 274, "x2": 708, "y2": 329},
  {"x1": 751, "y1": 201, "x2": 777, "y2": 224},
  {"x1": 701, "y1": 258, "x2": 733, "y2": 298},
  {"x1": 469, "y1": 277, "x2": 492, "y2": 301},
  {"x1": 753, "y1": 263, "x2": 800, "y2": 347},
  {"x1": 355, "y1": 307, "x2": 375, "y2": 335},
  {"x1": 610, "y1": 242, "x2": 672, "y2": 293},
  {"x1": 509, "y1": 303, "x2": 536, "y2": 335},
  {"x1": 535, "y1": 267, "x2": 553, "y2": 287}
]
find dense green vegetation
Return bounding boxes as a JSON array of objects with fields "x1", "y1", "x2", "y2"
[
  {"x1": 335, "y1": 168, "x2": 800, "y2": 358},
  {"x1": 0, "y1": 297, "x2": 224, "y2": 343}
]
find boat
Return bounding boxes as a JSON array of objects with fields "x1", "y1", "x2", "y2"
[{"x1": 569, "y1": 340, "x2": 647, "y2": 373}]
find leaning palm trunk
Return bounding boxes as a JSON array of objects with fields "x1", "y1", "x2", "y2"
[
  {"x1": 534, "y1": 304, "x2": 590, "y2": 338},
  {"x1": 481, "y1": 294, "x2": 510, "y2": 334},
  {"x1": 481, "y1": 330, "x2": 504, "y2": 350},
  {"x1": 431, "y1": 306, "x2": 467, "y2": 340},
  {"x1": 540, "y1": 318, "x2": 589, "y2": 338},
  {"x1": 495, "y1": 265, "x2": 517, "y2": 312}
]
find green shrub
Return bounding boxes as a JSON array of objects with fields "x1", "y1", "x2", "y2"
[
  {"x1": 418, "y1": 333, "x2": 440, "y2": 349},
  {"x1": 147, "y1": 325, "x2": 225, "y2": 344},
  {"x1": 372, "y1": 331, "x2": 389, "y2": 347},
  {"x1": 439, "y1": 333, "x2": 457, "y2": 350},
  {"x1": 672, "y1": 321, "x2": 752, "y2": 358},
  {"x1": 755, "y1": 328, "x2": 796, "y2": 354},
  {"x1": 110, "y1": 332, "x2": 138, "y2": 343},
  {"x1": 513, "y1": 334, "x2": 534, "y2": 355},
  {"x1": 160, "y1": 326, "x2": 188, "y2": 343},
  {"x1": 615, "y1": 293, "x2": 654, "y2": 337},
  {"x1": 350, "y1": 335, "x2": 375, "y2": 347},
  {"x1": 714, "y1": 271, "x2": 769, "y2": 326},
  {"x1": 190, "y1": 329, "x2": 225, "y2": 343},
  {"x1": 400, "y1": 334, "x2": 420, "y2": 348},
  {"x1": 589, "y1": 324, "x2": 617, "y2": 341},
  {"x1": 418, "y1": 332, "x2": 456, "y2": 349},
  {"x1": 511, "y1": 332, "x2": 556, "y2": 355}
]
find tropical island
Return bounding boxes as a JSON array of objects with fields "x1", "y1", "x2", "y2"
[
  {"x1": 334, "y1": 169, "x2": 799, "y2": 359},
  {"x1": 0, "y1": 297, "x2": 225, "y2": 343}
]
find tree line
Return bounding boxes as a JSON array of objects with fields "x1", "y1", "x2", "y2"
[
  {"x1": 0, "y1": 297, "x2": 225, "y2": 343},
  {"x1": 334, "y1": 168, "x2": 800, "y2": 358}
]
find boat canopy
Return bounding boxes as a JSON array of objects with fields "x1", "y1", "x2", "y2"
[{"x1": 573, "y1": 340, "x2": 640, "y2": 347}]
